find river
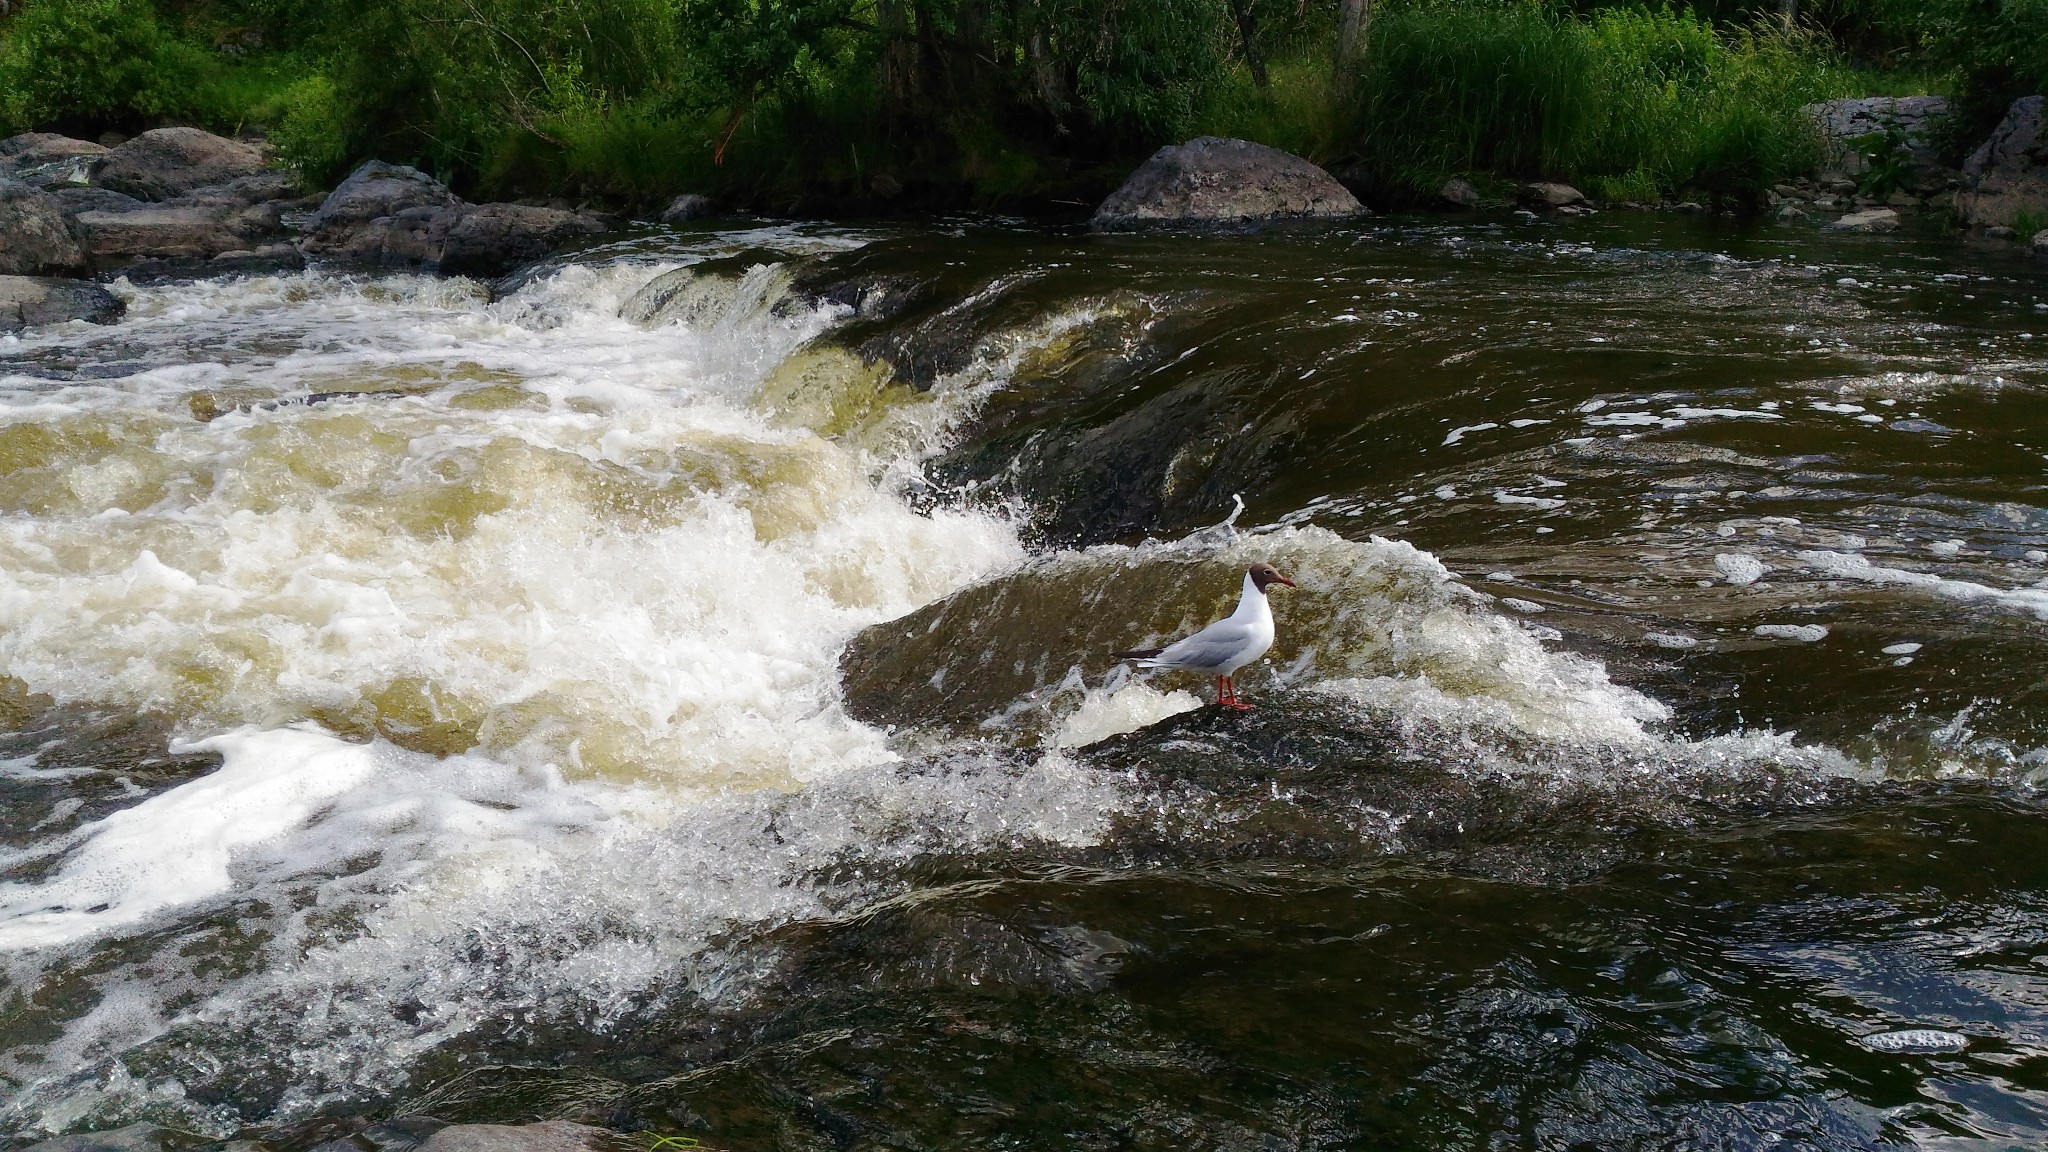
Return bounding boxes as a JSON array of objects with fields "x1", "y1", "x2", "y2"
[{"x1": 1, "y1": 212, "x2": 2045, "y2": 1149}]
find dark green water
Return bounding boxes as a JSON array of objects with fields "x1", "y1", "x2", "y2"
[{"x1": 1, "y1": 211, "x2": 2046, "y2": 1150}]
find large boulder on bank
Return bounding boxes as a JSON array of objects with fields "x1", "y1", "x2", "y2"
[
  {"x1": 93, "y1": 127, "x2": 269, "y2": 201},
  {"x1": 1091, "y1": 136, "x2": 1364, "y2": 231},
  {"x1": 304, "y1": 160, "x2": 462, "y2": 251},
  {"x1": 1520, "y1": 181, "x2": 1585, "y2": 208},
  {"x1": 1958, "y1": 95, "x2": 2048, "y2": 230},
  {"x1": 0, "y1": 179, "x2": 87, "y2": 275},
  {"x1": 0, "y1": 275, "x2": 125, "y2": 333},
  {"x1": 1805, "y1": 96, "x2": 1951, "y2": 191},
  {"x1": 438, "y1": 203, "x2": 612, "y2": 277},
  {"x1": 0, "y1": 132, "x2": 109, "y2": 189},
  {"x1": 334, "y1": 205, "x2": 466, "y2": 270}
]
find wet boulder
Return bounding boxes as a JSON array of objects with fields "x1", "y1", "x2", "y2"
[
  {"x1": 1823, "y1": 207, "x2": 1899, "y2": 233},
  {"x1": 0, "y1": 132, "x2": 109, "y2": 188},
  {"x1": 0, "y1": 276, "x2": 123, "y2": 332},
  {"x1": 93, "y1": 127, "x2": 269, "y2": 201},
  {"x1": 72, "y1": 205, "x2": 246, "y2": 263},
  {"x1": 1958, "y1": 95, "x2": 2047, "y2": 230},
  {"x1": 303, "y1": 160, "x2": 462, "y2": 252},
  {"x1": 437, "y1": 203, "x2": 613, "y2": 277},
  {"x1": 1091, "y1": 136, "x2": 1364, "y2": 231},
  {"x1": 1805, "y1": 96, "x2": 1952, "y2": 192},
  {"x1": 0, "y1": 179, "x2": 87, "y2": 275},
  {"x1": 49, "y1": 185, "x2": 145, "y2": 217},
  {"x1": 2033, "y1": 228, "x2": 2048, "y2": 256},
  {"x1": 414, "y1": 1122, "x2": 616, "y2": 1152}
]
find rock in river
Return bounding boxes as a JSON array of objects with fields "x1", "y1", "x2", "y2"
[
  {"x1": 72, "y1": 205, "x2": 246, "y2": 262},
  {"x1": 1091, "y1": 136, "x2": 1364, "y2": 231},
  {"x1": 661, "y1": 192, "x2": 714, "y2": 222},
  {"x1": 415, "y1": 1122, "x2": 617, "y2": 1152},
  {"x1": 303, "y1": 160, "x2": 463, "y2": 252},
  {"x1": 0, "y1": 132, "x2": 109, "y2": 188},
  {"x1": 1958, "y1": 95, "x2": 2048, "y2": 230},
  {"x1": 92, "y1": 127, "x2": 270, "y2": 201},
  {"x1": 1520, "y1": 181, "x2": 1586, "y2": 208},
  {"x1": 0, "y1": 276, "x2": 125, "y2": 332},
  {"x1": 1824, "y1": 207, "x2": 1900, "y2": 233},
  {"x1": 0, "y1": 179, "x2": 86, "y2": 275},
  {"x1": 438, "y1": 203, "x2": 613, "y2": 277}
]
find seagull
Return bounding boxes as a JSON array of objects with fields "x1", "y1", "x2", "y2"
[{"x1": 1114, "y1": 562, "x2": 1296, "y2": 711}]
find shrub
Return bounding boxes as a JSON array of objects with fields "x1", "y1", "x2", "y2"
[{"x1": 0, "y1": 0, "x2": 167, "y2": 132}]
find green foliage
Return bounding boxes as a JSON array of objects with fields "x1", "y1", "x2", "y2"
[
  {"x1": 0, "y1": 0, "x2": 168, "y2": 131},
  {"x1": 1344, "y1": 1, "x2": 1843, "y2": 200},
  {"x1": 1915, "y1": 0, "x2": 2048, "y2": 150}
]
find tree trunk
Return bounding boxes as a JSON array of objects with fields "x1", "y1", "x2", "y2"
[
  {"x1": 1229, "y1": 0, "x2": 1268, "y2": 89},
  {"x1": 1333, "y1": 0, "x2": 1371, "y2": 92}
]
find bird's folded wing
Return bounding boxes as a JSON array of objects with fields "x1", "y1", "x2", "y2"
[{"x1": 1149, "y1": 620, "x2": 1253, "y2": 670}]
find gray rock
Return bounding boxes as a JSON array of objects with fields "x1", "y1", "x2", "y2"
[
  {"x1": 1804, "y1": 96, "x2": 1952, "y2": 190},
  {"x1": 1824, "y1": 207, "x2": 1900, "y2": 233},
  {"x1": 15, "y1": 1125, "x2": 209, "y2": 1152},
  {"x1": 305, "y1": 160, "x2": 461, "y2": 250},
  {"x1": 1511, "y1": 208, "x2": 1539, "y2": 223},
  {"x1": 0, "y1": 133, "x2": 110, "y2": 189},
  {"x1": 50, "y1": 185, "x2": 144, "y2": 217},
  {"x1": 2033, "y1": 228, "x2": 2048, "y2": 255},
  {"x1": 332, "y1": 205, "x2": 466, "y2": 270},
  {"x1": 0, "y1": 179, "x2": 87, "y2": 275},
  {"x1": 414, "y1": 1122, "x2": 613, "y2": 1152},
  {"x1": 1091, "y1": 136, "x2": 1364, "y2": 231},
  {"x1": 1958, "y1": 95, "x2": 2048, "y2": 230},
  {"x1": 660, "y1": 193, "x2": 713, "y2": 223},
  {"x1": 94, "y1": 127, "x2": 270, "y2": 201},
  {"x1": 73, "y1": 206, "x2": 245, "y2": 263},
  {"x1": 1775, "y1": 203, "x2": 1808, "y2": 221},
  {"x1": 123, "y1": 242, "x2": 306, "y2": 284},
  {"x1": 1673, "y1": 201, "x2": 1706, "y2": 215},
  {"x1": 437, "y1": 203, "x2": 612, "y2": 277},
  {"x1": 1985, "y1": 225, "x2": 2017, "y2": 239},
  {"x1": 182, "y1": 170, "x2": 299, "y2": 208},
  {"x1": 1439, "y1": 178, "x2": 1480, "y2": 208},
  {"x1": 1521, "y1": 181, "x2": 1585, "y2": 207}
]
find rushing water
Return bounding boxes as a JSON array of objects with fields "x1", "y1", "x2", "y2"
[{"x1": 0, "y1": 211, "x2": 2045, "y2": 1150}]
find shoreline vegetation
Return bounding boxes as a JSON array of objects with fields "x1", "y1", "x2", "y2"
[{"x1": 0, "y1": 0, "x2": 2043, "y2": 218}]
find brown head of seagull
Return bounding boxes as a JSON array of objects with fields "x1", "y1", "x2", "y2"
[{"x1": 1113, "y1": 563, "x2": 1296, "y2": 711}]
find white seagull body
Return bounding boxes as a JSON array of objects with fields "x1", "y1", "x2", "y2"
[{"x1": 1116, "y1": 562, "x2": 1295, "y2": 710}]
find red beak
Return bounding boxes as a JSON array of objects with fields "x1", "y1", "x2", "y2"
[{"x1": 1275, "y1": 574, "x2": 1297, "y2": 588}]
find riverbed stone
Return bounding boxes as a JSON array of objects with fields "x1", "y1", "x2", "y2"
[
  {"x1": 414, "y1": 1122, "x2": 615, "y2": 1152},
  {"x1": 1958, "y1": 95, "x2": 2048, "y2": 230},
  {"x1": 0, "y1": 179, "x2": 87, "y2": 275},
  {"x1": 661, "y1": 193, "x2": 713, "y2": 222},
  {"x1": 1091, "y1": 136, "x2": 1364, "y2": 231},
  {"x1": 73, "y1": 205, "x2": 245, "y2": 263},
  {"x1": 437, "y1": 203, "x2": 613, "y2": 277},
  {"x1": 304, "y1": 160, "x2": 462, "y2": 251},
  {"x1": 50, "y1": 185, "x2": 145, "y2": 217},
  {"x1": 2034, "y1": 228, "x2": 2048, "y2": 255},
  {"x1": 1824, "y1": 207, "x2": 1900, "y2": 233},
  {"x1": 333, "y1": 205, "x2": 466, "y2": 270},
  {"x1": 16, "y1": 1125, "x2": 214, "y2": 1152},
  {"x1": 1521, "y1": 181, "x2": 1586, "y2": 208},
  {"x1": 94, "y1": 127, "x2": 270, "y2": 201}
]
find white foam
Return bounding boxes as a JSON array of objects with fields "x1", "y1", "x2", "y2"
[
  {"x1": 1755, "y1": 623, "x2": 1829, "y2": 642},
  {"x1": 1715, "y1": 553, "x2": 1768, "y2": 586},
  {"x1": 1800, "y1": 549, "x2": 2048, "y2": 621}
]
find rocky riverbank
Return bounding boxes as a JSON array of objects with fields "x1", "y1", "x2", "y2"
[{"x1": 7, "y1": 1118, "x2": 647, "y2": 1152}]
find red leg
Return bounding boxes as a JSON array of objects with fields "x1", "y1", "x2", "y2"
[{"x1": 1220, "y1": 675, "x2": 1253, "y2": 712}]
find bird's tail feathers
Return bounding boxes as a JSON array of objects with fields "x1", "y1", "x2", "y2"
[{"x1": 1112, "y1": 647, "x2": 1165, "y2": 661}]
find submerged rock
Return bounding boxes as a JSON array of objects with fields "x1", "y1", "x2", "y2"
[
  {"x1": 15, "y1": 1123, "x2": 205, "y2": 1152},
  {"x1": 415, "y1": 1122, "x2": 615, "y2": 1152},
  {"x1": 1091, "y1": 136, "x2": 1364, "y2": 231},
  {"x1": 304, "y1": 160, "x2": 462, "y2": 251},
  {"x1": 93, "y1": 127, "x2": 269, "y2": 201},
  {"x1": 0, "y1": 179, "x2": 87, "y2": 275},
  {"x1": 1824, "y1": 207, "x2": 1900, "y2": 233},
  {"x1": 1958, "y1": 95, "x2": 2048, "y2": 230}
]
